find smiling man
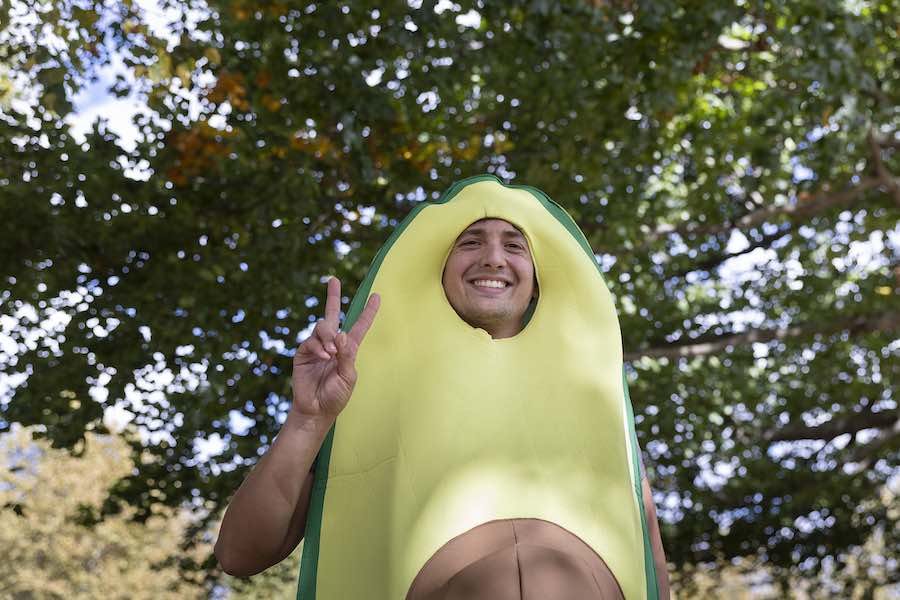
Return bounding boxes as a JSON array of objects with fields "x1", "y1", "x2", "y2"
[
  {"x1": 214, "y1": 177, "x2": 670, "y2": 600},
  {"x1": 441, "y1": 219, "x2": 538, "y2": 339}
]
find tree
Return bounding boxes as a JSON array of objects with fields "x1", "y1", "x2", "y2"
[
  {"x1": 670, "y1": 490, "x2": 900, "y2": 598},
  {"x1": 0, "y1": 425, "x2": 209, "y2": 598},
  {"x1": 1, "y1": 0, "x2": 897, "y2": 587}
]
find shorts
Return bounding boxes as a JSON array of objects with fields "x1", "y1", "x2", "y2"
[{"x1": 406, "y1": 518, "x2": 625, "y2": 599}]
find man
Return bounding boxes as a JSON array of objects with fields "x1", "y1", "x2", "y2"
[{"x1": 216, "y1": 179, "x2": 669, "y2": 598}]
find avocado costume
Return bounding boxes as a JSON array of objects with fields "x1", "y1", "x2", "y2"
[{"x1": 297, "y1": 175, "x2": 658, "y2": 599}]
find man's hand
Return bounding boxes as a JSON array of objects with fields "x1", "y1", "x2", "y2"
[{"x1": 291, "y1": 277, "x2": 380, "y2": 423}]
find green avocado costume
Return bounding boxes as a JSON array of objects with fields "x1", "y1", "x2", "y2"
[{"x1": 296, "y1": 175, "x2": 658, "y2": 599}]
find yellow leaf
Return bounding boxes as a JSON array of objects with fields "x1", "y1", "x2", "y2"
[
  {"x1": 175, "y1": 63, "x2": 193, "y2": 86},
  {"x1": 204, "y1": 47, "x2": 221, "y2": 65},
  {"x1": 148, "y1": 54, "x2": 172, "y2": 83},
  {"x1": 261, "y1": 94, "x2": 282, "y2": 112}
]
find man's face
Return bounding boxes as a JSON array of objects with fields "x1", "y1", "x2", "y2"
[{"x1": 441, "y1": 218, "x2": 537, "y2": 339}]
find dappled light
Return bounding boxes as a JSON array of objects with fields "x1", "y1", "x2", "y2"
[{"x1": 0, "y1": 0, "x2": 897, "y2": 597}]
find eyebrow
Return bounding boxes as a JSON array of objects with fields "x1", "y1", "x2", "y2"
[{"x1": 457, "y1": 227, "x2": 527, "y2": 241}]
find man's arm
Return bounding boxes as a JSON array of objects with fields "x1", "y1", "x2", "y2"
[
  {"x1": 214, "y1": 278, "x2": 380, "y2": 577},
  {"x1": 642, "y1": 475, "x2": 671, "y2": 599},
  {"x1": 214, "y1": 411, "x2": 329, "y2": 576}
]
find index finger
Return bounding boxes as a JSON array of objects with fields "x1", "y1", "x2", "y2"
[
  {"x1": 348, "y1": 293, "x2": 380, "y2": 345},
  {"x1": 323, "y1": 277, "x2": 341, "y2": 327}
]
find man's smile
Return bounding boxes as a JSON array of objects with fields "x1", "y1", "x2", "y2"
[{"x1": 469, "y1": 278, "x2": 513, "y2": 294}]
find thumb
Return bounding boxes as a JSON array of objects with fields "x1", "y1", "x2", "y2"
[{"x1": 334, "y1": 332, "x2": 357, "y2": 384}]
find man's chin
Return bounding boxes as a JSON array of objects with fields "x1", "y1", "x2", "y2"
[{"x1": 463, "y1": 310, "x2": 514, "y2": 330}]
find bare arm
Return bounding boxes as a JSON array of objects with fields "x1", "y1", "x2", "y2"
[
  {"x1": 642, "y1": 475, "x2": 671, "y2": 600},
  {"x1": 214, "y1": 278, "x2": 380, "y2": 577},
  {"x1": 214, "y1": 412, "x2": 327, "y2": 576}
]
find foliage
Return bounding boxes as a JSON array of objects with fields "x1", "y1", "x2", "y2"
[
  {"x1": 0, "y1": 425, "x2": 209, "y2": 598},
  {"x1": 671, "y1": 483, "x2": 900, "y2": 597},
  {"x1": 1, "y1": 0, "x2": 898, "y2": 588}
]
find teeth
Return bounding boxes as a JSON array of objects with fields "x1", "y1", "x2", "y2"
[{"x1": 473, "y1": 280, "x2": 507, "y2": 288}]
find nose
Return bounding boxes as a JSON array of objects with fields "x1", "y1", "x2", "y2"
[{"x1": 479, "y1": 240, "x2": 506, "y2": 269}]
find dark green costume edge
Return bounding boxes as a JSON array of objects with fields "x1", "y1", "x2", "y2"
[{"x1": 296, "y1": 174, "x2": 658, "y2": 599}]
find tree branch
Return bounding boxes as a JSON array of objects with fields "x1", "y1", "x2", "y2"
[
  {"x1": 593, "y1": 177, "x2": 883, "y2": 256},
  {"x1": 717, "y1": 178, "x2": 878, "y2": 237},
  {"x1": 874, "y1": 130, "x2": 899, "y2": 150},
  {"x1": 765, "y1": 409, "x2": 899, "y2": 443},
  {"x1": 847, "y1": 416, "x2": 900, "y2": 465},
  {"x1": 867, "y1": 129, "x2": 900, "y2": 208},
  {"x1": 668, "y1": 227, "x2": 793, "y2": 279},
  {"x1": 624, "y1": 311, "x2": 900, "y2": 362}
]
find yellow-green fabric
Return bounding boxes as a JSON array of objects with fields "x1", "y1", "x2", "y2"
[{"x1": 300, "y1": 176, "x2": 650, "y2": 599}]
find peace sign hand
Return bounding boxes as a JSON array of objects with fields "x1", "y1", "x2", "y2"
[{"x1": 291, "y1": 277, "x2": 380, "y2": 425}]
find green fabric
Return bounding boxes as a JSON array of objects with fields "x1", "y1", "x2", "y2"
[{"x1": 623, "y1": 369, "x2": 660, "y2": 600}]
